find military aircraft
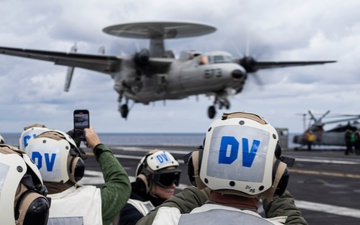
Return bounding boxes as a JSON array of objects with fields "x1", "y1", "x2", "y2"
[
  {"x1": 293, "y1": 110, "x2": 360, "y2": 148},
  {"x1": 0, "y1": 21, "x2": 336, "y2": 119}
]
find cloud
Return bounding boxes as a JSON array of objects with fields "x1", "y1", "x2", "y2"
[{"x1": 0, "y1": 0, "x2": 359, "y2": 137}]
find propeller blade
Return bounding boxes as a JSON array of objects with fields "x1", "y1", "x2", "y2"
[{"x1": 252, "y1": 72, "x2": 264, "y2": 86}]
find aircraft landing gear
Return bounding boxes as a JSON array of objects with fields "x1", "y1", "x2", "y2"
[
  {"x1": 118, "y1": 94, "x2": 130, "y2": 119},
  {"x1": 208, "y1": 105, "x2": 216, "y2": 119},
  {"x1": 207, "y1": 96, "x2": 231, "y2": 119},
  {"x1": 219, "y1": 99, "x2": 230, "y2": 110},
  {"x1": 119, "y1": 104, "x2": 129, "y2": 119}
]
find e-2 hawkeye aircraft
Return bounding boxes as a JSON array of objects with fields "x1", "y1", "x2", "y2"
[{"x1": 0, "y1": 21, "x2": 336, "y2": 119}]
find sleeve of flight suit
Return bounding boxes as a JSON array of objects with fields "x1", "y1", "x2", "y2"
[
  {"x1": 136, "y1": 186, "x2": 210, "y2": 225},
  {"x1": 93, "y1": 144, "x2": 131, "y2": 225},
  {"x1": 263, "y1": 190, "x2": 308, "y2": 225}
]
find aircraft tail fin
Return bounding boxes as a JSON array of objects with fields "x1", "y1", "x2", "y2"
[{"x1": 64, "y1": 43, "x2": 77, "y2": 92}]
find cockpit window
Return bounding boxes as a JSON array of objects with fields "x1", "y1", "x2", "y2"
[
  {"x1": 199, "y1": 55, "x2": 209, "y2": 65},
  {"x1": 211, "y1": 55, "x2": 233, "y2": 63}
]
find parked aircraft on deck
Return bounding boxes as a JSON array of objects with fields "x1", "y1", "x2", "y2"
[{"x1": 293, "y1": 110, "x2": 360, "y2": 148}]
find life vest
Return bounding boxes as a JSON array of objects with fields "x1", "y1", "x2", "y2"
[
  {"x1": 152, "y1": 203, "x2": 286, "y2": 225},
  {"x1": 47, "y1": 185, "x2": 102, "y2": 225},
  {"x1": 127, "y1": 199, "x2": 155, "y2": 216},
  {"x1": 308, "y1": 133, "x2": 315, "y2": 142}
]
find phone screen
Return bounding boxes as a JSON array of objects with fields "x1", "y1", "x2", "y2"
[{"x1": 73, "y1": 109, "x2": 90, "y2": 141}]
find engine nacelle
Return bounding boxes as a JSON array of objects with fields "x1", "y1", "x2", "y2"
[
  {"x1": 134, "y1": 48, "x2": 150, "y2": 66},
  {"x1": 238, "y1": 56, "x2": 257, "y2": 73}
]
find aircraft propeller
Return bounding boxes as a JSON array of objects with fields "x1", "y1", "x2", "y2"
[
  {"x1": 238, "y1": 56, "x2": 257, "y2": 73},
  {"x1": 134, "y1": 48, "x2": 150, "y2": 66}
]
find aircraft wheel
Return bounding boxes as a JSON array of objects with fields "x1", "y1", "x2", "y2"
[
  {"x1": 120, "y1": 104, "x2": 129, "y2": 119},
  {"x1": 224, "y1": 100, "x2": 230, "y2": 110},
  {"x1": 208, "y1": 106, "x2": 216, "y2": 119}
]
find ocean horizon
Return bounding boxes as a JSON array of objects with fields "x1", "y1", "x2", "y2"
[{"x1": 1, "y1": 132, "x2": 300, "y2": 149}]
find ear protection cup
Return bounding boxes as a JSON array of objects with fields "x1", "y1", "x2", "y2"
[
  {"x1": 135, "y1": 174, "x2": 150, "y2": 193},
  {"x1": 273, "y1": 144, "x2": 289, "y2": 196},
  {"x1": 272, "y1": 159, "x2": 289, "y2": 197},
  {"x1": 15, "y1": 188, "x2": 50, "y2": 225},
  {"x1": 66, "y1": 147, "x2": 85, "y2": 183},
  {"x1": 14, "y1": 177, "x2": 50, "y2": 225},
  {"x1": 135, "y1": 156, "x2": 152, "y2": 194},
  {"x1": 185, "y1": 147, "x2": 202, "y2": 186},
  {"x1": 185, "y1": 146, "x2": 206, "y2": 189},
  {"x1": 186, "y1": 153, "x2": 195, "y2": 186},
  {"x1": 275, "y1": 143, "x2": 282, "y2": 159},
  {"x1": 276, "y1": 167, "x2": 289, "y2": 196},
  {"x1": 68, "y1": 155, "x2": 85, "y2": 183}
]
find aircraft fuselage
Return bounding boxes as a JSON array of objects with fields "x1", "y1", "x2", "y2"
[{"x1": 116, "y1": 51, "x2": 246, "y2": 104}]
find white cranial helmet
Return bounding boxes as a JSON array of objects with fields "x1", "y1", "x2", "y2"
[
  {"x1": 0, "y1": 144, "x2": 49, "y2": 225},
  {"x1": 199, "y1": 112, "x2": 279, "y2": 196},
  {"x1": 25, "y1": 130, "x2": 85, "y2": 183},
  {"x1": 135, "y1": 150, "x2": 181, "y2": 193},
  {"x1": 19, "y1": 124, "x2": 50, "y2": 150}
]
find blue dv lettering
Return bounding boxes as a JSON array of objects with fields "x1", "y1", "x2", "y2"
[
  {"x1": 32, "y1": 152, "x2": 57, "y2": 171},
  {"x1": 156, "y1": 153, "x2": 169, "y2": 164},
  {"x1": 218, "y1": 136, "x2": 260, "y2": 167},
  {"x1": 23, "y1": 134, "x2": 37, "y2": 148}
]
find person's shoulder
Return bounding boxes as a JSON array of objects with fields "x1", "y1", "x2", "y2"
[{"x1": 75, "y1": 184, "x2": 99, "y2": 194}]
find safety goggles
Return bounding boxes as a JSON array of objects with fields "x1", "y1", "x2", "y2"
[{"x1": 151, "y1": 169, "x2": 182, "y2": 188}]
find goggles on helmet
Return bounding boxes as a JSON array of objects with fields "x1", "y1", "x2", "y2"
[{"x1": 148, "y1": 169, "x2": 182, "y2": 188}]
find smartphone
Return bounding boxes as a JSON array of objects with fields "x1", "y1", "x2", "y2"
[{"x1": 73, "y1": 109, "x2": 90, "y2": 141}]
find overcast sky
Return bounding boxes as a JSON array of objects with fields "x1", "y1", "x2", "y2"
[{"x1": 0, "y1": 0, "x2": 359, "y2": 135}]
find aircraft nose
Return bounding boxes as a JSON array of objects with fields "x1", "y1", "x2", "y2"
[{"x1": 231, "y1": 69, "x2": 246, "y2": 80}]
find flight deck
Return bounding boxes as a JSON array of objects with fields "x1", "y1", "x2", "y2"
[{"x1": 82, "y1": 145, "x2": 360, "y2": 225}]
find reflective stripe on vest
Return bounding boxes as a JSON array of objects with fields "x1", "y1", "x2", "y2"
[
  {"x1": 178, "y1": 209, "x2": 274, "y2": 225},
  {"x1": 127, "y1": 199, "x2": 155, "y2": 216}
]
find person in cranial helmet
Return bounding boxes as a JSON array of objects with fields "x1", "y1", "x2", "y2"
[
  {"x1": 24, "y1": 126, "x2": 131, "y2": 225},
  {"x1": 18, "y1": 123, "x2": 49, "y2": 150},
  {"x1": 119, "y1": 149, "x2": 181, "y2": 225},
  {"x1": 137, "y1": 112, "x2": 307, "y2": 225},
  {"x1": 0, "y1": 144, "x2": 50, "y2": 225}
]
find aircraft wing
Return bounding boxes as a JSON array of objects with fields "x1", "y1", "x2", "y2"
[
  {"x1": 0, "y1": 46, "x2": 174, "y2": 75},
  {"x1": 253, "y1": 60, "x2": 337, "y2": 70},
  {"x1": 235, "y1": 56, "x2": 336, "y2": 73},
  {"x1": 0, "y1": 46, "x2": 122, "y2": 74}
]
